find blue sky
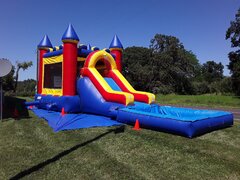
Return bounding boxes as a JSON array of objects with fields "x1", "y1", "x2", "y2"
[{"x1": 0, "y1": 0, "x2": 239, "y2": 80}]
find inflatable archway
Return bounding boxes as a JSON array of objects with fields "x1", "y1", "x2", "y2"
[
  {"x1": 81, "y1": 50, "x2": 155, "y2": 105},
  {"x1": 84, "y1": 50, "x2": 117, "y2": 70},
  {"x1": 81, "y1": 50, "x2": 134, "y2": 105}
]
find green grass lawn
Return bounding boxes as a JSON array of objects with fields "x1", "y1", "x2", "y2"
[
  {"x1": 156, "y1": 94, "x2": 240, "y2": 108},
  {"x1": 0, "y1": 111, "x2": 240, "y2": 179}
]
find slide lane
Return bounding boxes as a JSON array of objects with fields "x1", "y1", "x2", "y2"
[
  {"x1": 81, "y1": 67, "x2": 134, "y2": 106},
  {"x1": 108, "y1": 69, "x2": 155, "y2": 104},
  {"x1": 81, "y1": 50, "x2": 154, "y2": 105}
]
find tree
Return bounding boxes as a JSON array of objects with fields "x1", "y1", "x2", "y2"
[
  {"x1": 219, "y1": 77, "x2": 233, "y2": 94},
  {"x1": 201, "y1": 61, "x2": 224, "y2": 83},
  {"x1": 149, "y1": 34, "x2": 200, "y2": 94},
  {"x1": 16, "y1": 79, "x2": 36, "y2": 96},
  {"x1": 14, "y1": 61, "x2": 33, "y2": 92},
  {"x1": 226, "y1": 8, "x2": 240, "y2": 95},
  {"x1": 122, "y1": 34, "x2": 201, "y2": 94},
  {"x1": 122, "y1": 47, "x2": 153, "y2": 91}
]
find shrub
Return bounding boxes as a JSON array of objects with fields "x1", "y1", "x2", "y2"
[{"x1": 192, "y1": 81, "x2": 210, "y2": 95}]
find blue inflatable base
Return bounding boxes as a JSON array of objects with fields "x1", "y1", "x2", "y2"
[
  {"x1": 30, "y1": 77, "x2": 234, "y2": 138},
  {"x1": 32, "y1": 108, "x2": 122, "y2": 132},
  {"x1": 35, "y1": 94, "x2": 81, "y2": 113}
]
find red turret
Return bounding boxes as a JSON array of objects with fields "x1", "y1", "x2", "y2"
[
  {"x1": 62, "y1": 24, "x2": 79, "y2": 96},
  {"x1": 37, "y1": 35, "x2": 53, "y2": 94},
  {"x1": 109, "y1": 35, "x2": 123, "y2": 72}
]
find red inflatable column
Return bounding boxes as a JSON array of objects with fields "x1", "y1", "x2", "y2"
[
  {"x1": 37, "y1": 35, "x2": 53, "y2": 94},
  {"x1": 37, "y1": 49, "x2": 47, "y2": 94},
  {"x1": 110, "y1": 48, "x2": 123, "y2": 72},
  {"x1": 109, "y1": 35, "x2": 123, "y2": 72},
  {"x1": 62, "y1": 41, "x2": 78, "y2": 96},
  {"x1": 61, "y1": 24, "x2": 79, "y2": 96}
]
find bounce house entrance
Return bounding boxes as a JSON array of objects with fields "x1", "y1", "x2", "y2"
[
  {"x1": 43, "y1": 62, "x2": 62, "y2": 89},
  {"x1": 95, "y1": 60, "x2": 107, "y2": 77}
]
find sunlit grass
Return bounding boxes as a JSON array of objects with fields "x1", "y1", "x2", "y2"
[
  {"x1": 156, "y1": 94, "x2": 240, "y2": 108},
  {"x1": 0, "y1": 111, "x2": 240, "y2": 179}
]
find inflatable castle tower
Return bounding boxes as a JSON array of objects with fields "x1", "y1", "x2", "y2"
[{"x1": 36, "y1": 24, "x2": 126, "y2": 113}]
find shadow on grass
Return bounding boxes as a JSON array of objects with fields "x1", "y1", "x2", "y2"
[
  {"x1": 2, "y1": 96, "x2": 29, "y2": 120},
  {"x1": 10, "y1": 125, "x2": 125, "y2": 180}
]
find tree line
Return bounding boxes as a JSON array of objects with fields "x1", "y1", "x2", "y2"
[
  {"x1": 123, "y1": 8, "x2": 240, "y2": 96},
  {"x1": 122, "y1": 36, "x2": 229, "y2": 95}
]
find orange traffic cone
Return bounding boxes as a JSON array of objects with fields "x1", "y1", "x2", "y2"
[
  {"x1": 61, "y1": 107, "x2": 65, "y2": 116},
  {"x1": 132, "y1": 119, "x2": 141, "y2": 130}
]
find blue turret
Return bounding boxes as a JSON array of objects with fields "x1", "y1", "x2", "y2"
[
  {"x1": 62, "y1": 24, "x2": 79, "y2": 43},
  {"x1": 109, "y1": 35, "x2": 123, "y2": 49},
  {"x1": 38, "y1": 35, "x2": 53, "y2": 49},
  {"x1": 87, "y1": 44, "x2": 92, "y2": 50}
]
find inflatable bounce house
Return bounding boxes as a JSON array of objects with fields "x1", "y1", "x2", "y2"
[{"x1": 28, "y1": 24, "x2": 233, "y2": 138}]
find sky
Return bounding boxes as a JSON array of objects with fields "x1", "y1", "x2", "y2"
[{"x1": 0, "y1": 0, "x2": 239, "y2": 80}]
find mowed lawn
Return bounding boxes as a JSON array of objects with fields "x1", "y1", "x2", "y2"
[
  {"x1": 0, "y1": 110, "x2": 240, "y2": 179},
  {"x1": 156, "y1": 94, "x2": 240, "y2": 108}
]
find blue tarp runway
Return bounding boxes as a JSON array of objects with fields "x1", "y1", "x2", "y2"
[{"x1": 32, "y1": 108, "x2": 122, "y2": 132}]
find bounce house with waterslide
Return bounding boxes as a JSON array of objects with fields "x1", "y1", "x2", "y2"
[{"x1": 28, "y1": 24, "x2": 233, "y2": 138}]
